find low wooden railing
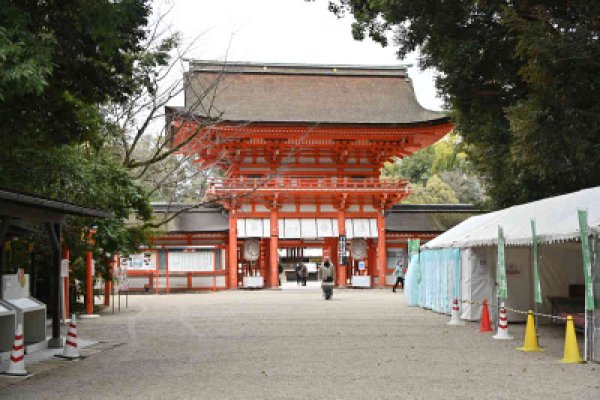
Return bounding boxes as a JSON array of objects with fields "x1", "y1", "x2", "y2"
[{"x1": 207, "y1": 177, "x2": 409, "y2": 193}]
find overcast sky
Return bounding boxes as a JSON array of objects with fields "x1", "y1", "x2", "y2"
[{"x1": 156, "y1": 0, "x2": 443, "y2": 111}]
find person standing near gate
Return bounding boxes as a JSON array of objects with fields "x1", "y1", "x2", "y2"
[
  {"x1": 295, "y1": 263, "x2": 302, "y2": 286},
  {"x1": 392, "y1": 259, "x2": 405, "y2": 292},
  {"x1": 300, "y1": 262, "x2": 308, "y2": 286}
]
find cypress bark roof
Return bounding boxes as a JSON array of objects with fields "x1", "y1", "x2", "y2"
[{"x1": 183, "y1": 61, "x2": 446, "y2": 125}]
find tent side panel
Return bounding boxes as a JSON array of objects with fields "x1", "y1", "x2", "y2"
[
  {"x1": 461, "y1": 247, "x2": 495, "y2": 321},
  {"x1": 505, "y1": 247, "x2": 532, "y2": 322}
]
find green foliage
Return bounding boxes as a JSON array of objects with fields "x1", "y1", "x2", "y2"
[
  {"x1": 330, "y1": 0, "x2": 600, "y2": 208},
  {"x1": 383, "y1": 147, "x2": 434, "y2": 185},
  {"x1": 0, "y1": 26, "x2": 53, "y2": 101},
  {"x1": 0, "y1": 0, "x2": 151, "y2": 146},
  {"x1": 0, "y1": 143, "x2": 152, "y2": 249},
  {"x1": 403, "y1": 175, "x2": 459, "y2": 204},
  {"x1": 438, "y1": 170, "x2": 486, "y2": 205},
  {"x1": 0, "y1": 1, "x2": 158, "y2": 307},
  {"x1": 382, "y1": 135, "x2": 487, "y2": 204}
]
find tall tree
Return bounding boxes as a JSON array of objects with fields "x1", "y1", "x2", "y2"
[
  {"x1": 329, "y1": 0, "x2": 600, "y2": 208},
  {"x1": 0, "y1": 0, "x2": 151, "y2": 146},
  {"x1": 0, "y1": 0, "x2": 156, "y2": 302}
]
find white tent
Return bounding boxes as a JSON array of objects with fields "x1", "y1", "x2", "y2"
[
  {"x1": 410, "y1": 187, "x2": 599, "y2": 361},
  {"x1": 425, "y1": 187, "x2": 600, "y2": 249}
]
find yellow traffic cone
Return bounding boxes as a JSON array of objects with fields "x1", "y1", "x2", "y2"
[
  {"x1": 561, "y1": 315, "x2": 583, "y2": 364},
  {"x1": 517, "y1": 310, "x2": 542, "y2": 352}
]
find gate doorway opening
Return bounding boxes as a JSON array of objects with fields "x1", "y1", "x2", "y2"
[{"x1": 278, "y1": 240, "x2": 325, "y2": 287}]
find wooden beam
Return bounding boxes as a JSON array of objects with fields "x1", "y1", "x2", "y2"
[
  {"x1": 46, "y1": 222, "x2": 62, "y2": 347},
  {"x1": 0, "y1": 217, "x2": 11, "y2": 299}
]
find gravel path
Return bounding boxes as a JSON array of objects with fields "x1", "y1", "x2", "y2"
[{"x1": 0, "y1": 290, "x2": 597, "y2": 399}]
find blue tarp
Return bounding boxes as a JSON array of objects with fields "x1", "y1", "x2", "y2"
[
  {"x1": 405, "y1": 248, "x2": 461, "y2": 314},
  {"x1": 404, "y1": 253, "x2": 420, "y2": 306}
]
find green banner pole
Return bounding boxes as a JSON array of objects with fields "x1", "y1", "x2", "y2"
[
  {"x1": 497, "y1": 226, "x2": 507, "y2": 299},
  {"x1": 531, "y1": 220, "x2": 542, "y2": 304},
  {"x1": 578, "y1": 210, "x2": 595, "y2": 311},
  {"x1": 578, "y1": 209, "x2": 594, "y2": 362},
  {"x1": 410, "y1": 239, "x2": 421, "y2": 285},
  {"x1": 531, "y1": 219, "x2": 542, "y2": 331}
]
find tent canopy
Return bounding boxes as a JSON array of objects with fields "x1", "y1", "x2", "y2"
[{"x1": 425, "y1": 187, "x2": 600, "y2": 249}]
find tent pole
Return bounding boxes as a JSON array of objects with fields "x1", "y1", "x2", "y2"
[
  {"x1": 585, "y1": 236, "x2": 596, "y2": 361},
  {"x1": 533, "y1": 245, "x2": 538, "y2": 332}
]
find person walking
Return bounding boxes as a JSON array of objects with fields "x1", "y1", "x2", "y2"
[
  {"x1": 278, "y1": 262, "x2": 284, "y2": 286},
  {"x1": 392, "y1": 259, "x2": 405, "y2": 292},
  {"x1": 319, "y1": 258, "x2": 334, "y2": 299},
  {"x1": 295, "y1": 263, "x2": 302, "y2": 286},
  {"x1": 300, "y1": 263, "x2": 308, "y2": 286}
]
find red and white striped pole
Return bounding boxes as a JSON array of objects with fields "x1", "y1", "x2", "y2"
[
  {"x1": 57, "y1": 314, "x2": 80, "y2": 359},
  {"x1": 447, "y1": 298, "x2": 464, "y2": 326},
  {"x1": 493, "y1": 302, "x2": 513, "y2": 340},
  {"x1": 3, "y1": 323, "x2": 29, "y2": 376}
]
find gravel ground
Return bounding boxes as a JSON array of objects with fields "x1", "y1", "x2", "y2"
[{"x1": 0, "y1": 290, "x2": 598, "y2": 400}]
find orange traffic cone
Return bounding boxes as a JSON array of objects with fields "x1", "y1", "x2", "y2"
[
  {"x1": 493, "y1": 302, "x2": 513, "y2": 340},
  {"x1": 2, "y1": 323, "x2": 30, "y2": 377},
  {"x1": 479, "y1": 298, "x2": 492, "y2": 332},
  {"x1": 447, "y1": 299, "x2": 464, "y2": 326},
  {"x1": 56, "y1": 314, "x2": 80, "y2": 360}
]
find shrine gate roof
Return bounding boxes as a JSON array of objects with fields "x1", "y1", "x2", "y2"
[
  {"x1": 182, "y1": 60, "x2": 447, "y2": 125},
  {"x1": 149, "y1": 203, "x2": 477, "y2": 234},
  {"x1": 152, "y1": 203, "x2": 229, "y2": 233}
]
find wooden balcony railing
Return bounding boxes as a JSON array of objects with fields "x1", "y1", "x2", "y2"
[{"x1": 207, "y1": 177, "x2": 409, "y2": 194}]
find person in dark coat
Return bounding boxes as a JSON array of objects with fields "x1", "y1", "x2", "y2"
[
  {"x1": 295, "y1": 263, "x2": 302, "y2": 285},
  {"x1": 300, "y1": 263, "x2": 308, "y2": 286}
]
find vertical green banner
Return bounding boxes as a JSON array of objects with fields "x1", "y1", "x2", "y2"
[
  {"x1": 408, "y1": 239, "x2": 421, "y2": 284},
  {"x1": 497, "y1": 226, "x2": 508, "y2": 299},
  {"x1": 578, "y1": 209, "x2": 595, "y2": 311},
  {"x1": 531, "y1": 220, "x2": 543, "y2": 304},
  {"x1": 408, "y1": 239, "x2": 420, "y2": 257}
]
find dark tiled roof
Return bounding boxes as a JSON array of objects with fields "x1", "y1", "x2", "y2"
[
  {"x1": 153, "y1": 204, "x2": 229, "y2": 232},
  {"x1": 171, "y1": 212, "x2": 229, "y2": 232},
  {"x1": 388, "y1": 204, "x2": 480, "y2": 213},
  {"x1": 385, "y1": 212, "x2": 473, "y2": 232},
  {"x1": 152, "y1": 203, "x2": 475, "y2": 234},
  {"x1": 183, "y1": 61, "x2": 446, "y2": 125},
  {"x1": 0, "y1": 187, "x2": 113, "y2": 221}
]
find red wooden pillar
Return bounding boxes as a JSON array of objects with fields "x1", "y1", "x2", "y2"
[
  {"x1": 228, "y1": 208, "x2": 238, "y2": 289},
  {"x1": 212, "y1": 248, "x2": 217, "y2": 291},
  {"x1": 260, "y1": 239, "x2": 267, "y2": 284},
  {"x1": 166, "y1": 249, "x2": 170, "y2": 294},
  {"x1": 322, "y1": 239, "x2": 330, "y2": 261},
  {"x1": 85, "y1": 228, "x2": 96, "y2": 315},
  {"x1": 269, "y1": 209, "x2": 279, "y2": 287},
  {"x1": 104, "y1": 256, "x2": 113, "y2": 306},
  {"x1": 155, "y1": 254, "x2": 159, "y2": 294},
  {"x1": 329, "y1": 238, "x2": 338, "y2": 268},
  {"x1": 367, "y1": 238, "x2": 376, "y2": 286},
  {"x1": 377, "y1": 210, "x2": 387, "y2": 287},
  {"x1": 336, "y1": 210, "x2": 347, "y2": 287}
]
